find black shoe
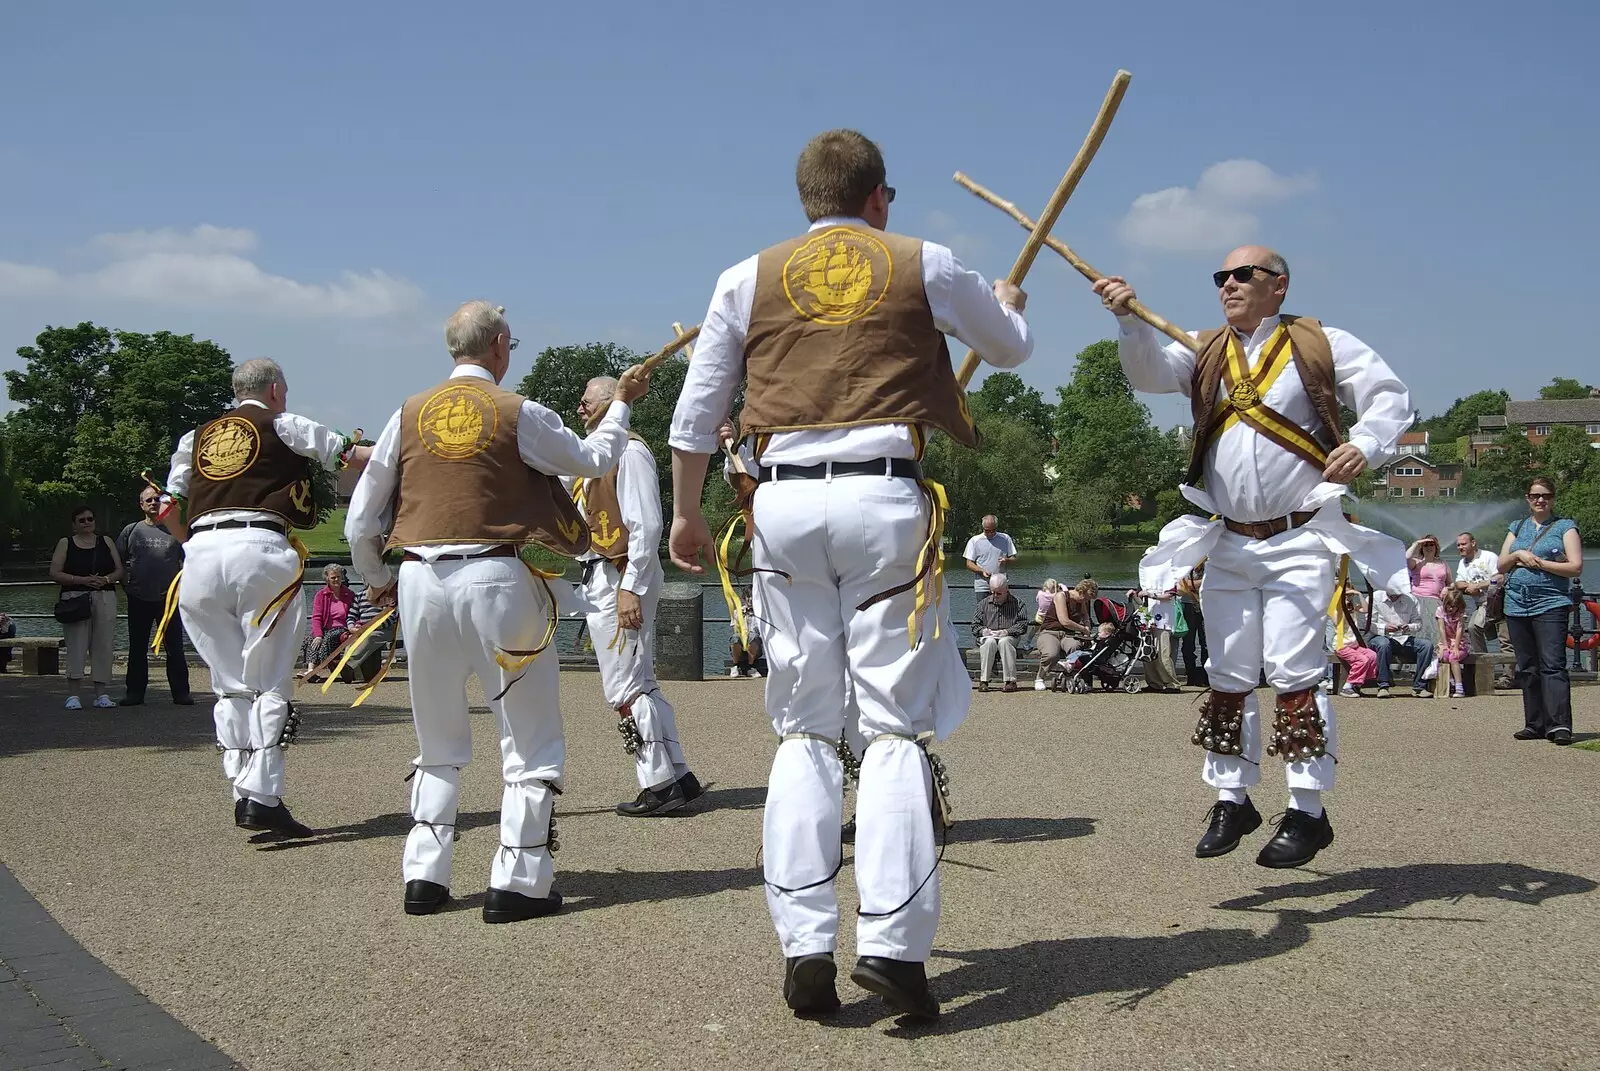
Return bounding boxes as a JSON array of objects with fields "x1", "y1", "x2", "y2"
[
  {"x1": 404, "y1": 880, "x2": 450, "y2": 915},
  {"x1": 172, "y1": 695, "x2": 195, "y2": 706},
  {"x1": 482, "y1": 887, "x2": 563, "y2": 924},
  {"x1": 841, "y1": 817, "x2": 856, "y2": 845},
  {"x1": 1550, "y1": 728, "x2": 1573, "y2": 746},
  {"x1": 851, "y1": 956, "x2": 939, "y2": 1022},
  {"x1": 783, "y1": 953, "x2": 840, "y2": 1016},
  {"x1": 233, "y1": 798, "x2": 250, "y2": 828},
  {"x1": 1512, "y1": 728, "x2": 1542, "y2": 740},
  {"x1": 119, "y1": 696, "x2": 144, "y2": 707},
  {"x1": 1256, "y1": 807, "x2": 1334, "y2": 869},
  {"x1": 676, "y1": 772, "x2": 705, "y2": 803},
  {"x1": 240, "y1": 799, "x2": 315, "y2": 838},
  {"x1": 1195, "y1": 797, "x2": 1262, "y2": 858},
  {"x1": 616, "y1": 779, "x2": 687, "y2": 817}
]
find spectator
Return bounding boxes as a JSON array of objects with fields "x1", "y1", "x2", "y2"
[
  {"x1": 1368, "y1": 590, "x2": 1437, "y2": 698},
  {"x1": 1499, "y1": 475, "x2": 1584, "y2": 745},
  {"x1": 1437, "y1": 588, "x2": 1468, "y2": 698},
  {"x1": 971, "y1": 573, "x2": 1027, "y2": 692},
  {"x1": 1452, "y1": 531, "x2": 1513, "y2": 678},
  {"x1": 729, "y1": 586, "x2": 766, "y2": 678},
  {"x1": 963, "y1": 515, "x2": 1017, "y2": 595},
  {"x1": 1175, "y1": 563, "x2": 1208, "y2": 686},
  {"x1": 1127, "y1": 586, "x2": 1181, "y2": 692},
  {"x1": 305, "y1": 564, "x2": 357, "y2": 682},
  {"x1": 1328, "y1": 590, "x2": 1378, "y2": 697},
  {"x1": 1035, "y1": 578, "x2": 1061, "y2": 620},
  {"x1": 1407, "y1": 535, "x2": 1451, "y2": 599},
  {"x1": 0, "y1": 610, "x2": 14, "y2": 674},
  {"x1": 116, "y1": 486, "x2": 192, "y2": 706},
  {"x1": 1032, "y1": 578, "x2": 1092, "y2": 690},
  {"x1": 48, "y1": 505, "x2": 123, "y2": 710}
]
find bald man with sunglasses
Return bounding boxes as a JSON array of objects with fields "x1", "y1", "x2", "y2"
[{"x1": 1093, "y1": 246, "x2": 1412, "y2": 871}]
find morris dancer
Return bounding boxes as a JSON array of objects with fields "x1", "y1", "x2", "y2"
[
  {"x1": 345, "y1": 301, "x2": 647, "y2": 921},
  {"x1": 166, "y1": 358, "x2": 368, "y2": 838},
  {"x1": 1095, "y1": 247, "x2": 1411, "y2": 868},
  {"x1": 669, "y1": 130, "x2": 1032, "y2": 1020},
  {"x1": 570, "y1": 376, "x2": 700, "y2": 816}
]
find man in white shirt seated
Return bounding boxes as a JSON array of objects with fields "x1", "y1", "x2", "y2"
[
  {"x1": 1452, "y1": 532, "x2": 1512, "y2": 669},
  {"x1": 1367, "y1": 591, "x2": 1437, "y2": 698}
]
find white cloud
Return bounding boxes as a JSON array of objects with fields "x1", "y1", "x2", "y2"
[
  {"x1": 1119, "y1": 160, "x2": 1316, "y2": 253},
  {"x1": 0, "y1": 225, "x2": 423, "y2": 318}
]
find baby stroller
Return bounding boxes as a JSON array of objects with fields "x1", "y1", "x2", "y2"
[{"x1": 1057, "y1": 599, "x2": 1146, "y2": 694}]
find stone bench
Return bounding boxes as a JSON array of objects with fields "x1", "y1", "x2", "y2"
[
  {"x1": 962, "y1": 646, "x2": 1043, "y2": 682},
  {"x1": 1464, "y1": 652, "x2": 1515, "y2": 697},
  {"x1": 1, "y1": 636, "x2": 65, "y2": 676}
]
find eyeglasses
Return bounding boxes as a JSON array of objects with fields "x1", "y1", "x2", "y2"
[
  {"x1": 883, "y1": 185, "x2": 896, "y2": 204},
  {"x1": 1212, "y1": 265, "x2": 1282, "y2": 288},
  {"x1": 1527, "y1": 492, "x2": 1554, "y2": 501},
  {"x1": 508, "y1": 337, "x2": 519, "y2": 351},
  {"x1": 75, "y1": 516, "x2": 94, "y2": 523}
]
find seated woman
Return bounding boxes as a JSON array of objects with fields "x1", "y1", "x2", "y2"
[
  {"x1": 1032, "y1": 578, "x2": 1093, "y2": 690},
  {"x1": 304, "y1": 564, "x2": 356, "y2": 683}
]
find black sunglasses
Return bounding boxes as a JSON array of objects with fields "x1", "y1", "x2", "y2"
[
  {"x1": 1527, "y1": 492, "x2": 1555, "y2": 500},
  {"x1": 1212, "y1": 265, "x2": 1282, "y2": 288},
  {"x1": 883, "y1": 185, "x2": 896, "y2": 204}
]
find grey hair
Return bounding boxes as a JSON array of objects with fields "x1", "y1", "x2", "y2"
[
  {"x1": 586, "y1": 376, "x2": 619, "y2": 405},
  {"x1": 445, "y1": 300, "x2": 508, "y2": 361},
  {"x1": 1262, "y1": 250, "x2": 1290, "y2": 279},
  {"x1": 989, "y1": 572, "x2": 1009, "y2": 590},
  {"x1": 233, "y1": 358, "x2": 286, "y2": 400}
]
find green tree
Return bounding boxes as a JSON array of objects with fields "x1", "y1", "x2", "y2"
[
  {"x1": 1, "y1": 323, "x2": 234, "y2": 543},
  {"x1": 1538, "y1": 424, "x2": 1596, "y2": 489},
  {"x1": 1417, "y1": 389, "x2": 1508, "y2": 443},
  {"x1": 972, "y1": 371, "x2": 1055, "y2": 441},
  {"x1": 1538, "y1": 377, "x2": 1592, "y2": 400},
  {"x1": 1464, "y1": 426, "x2": 1539, "y2": 499},
  {"x1": 515, "y1": 342, "x2": 636, "y2": 430},
  {"x1": 923, "y1": 398, "x2": 1054, "y2": 551}
]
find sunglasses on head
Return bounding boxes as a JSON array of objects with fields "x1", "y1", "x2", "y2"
[{"x1": 1212, "y1": 265, "x2": 1281, "y2": 288}]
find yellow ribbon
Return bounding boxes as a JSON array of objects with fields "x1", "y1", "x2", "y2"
[
  {"x1": 321, "y1": 606, "x2": 399, "y2": 707},
  {"x1": 907, "y1": 479, "x2": 950, "y2": 647},
  {"x1": 716, "y1": 511, "x2": 750, "y2": 648},
  {"x1": 149, "y1": 568, "x2": 184, "y2": 653},
  {"x1": 1211, "y1": 327, "x2": 1330, "y2": 468},
  {"x1": 1328, "y1": 554, "x2": 1351, "y2": 650},
  {"x1": 253, "y1": 534, "x2": 310, "y2": 637}
]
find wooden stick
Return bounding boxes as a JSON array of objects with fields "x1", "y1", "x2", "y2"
[
  {"x1": 954, "y1": 69, "x2": 1133, "y2": 387},
  {"x1": 639, "y1": 322, "x2": 701, "y2": 375},
  {"x1": 954, "y1": 172, "x2": 1199, "y2": 352},
  {"x1": 670, "y1": 321, "x2": 695, "y2": 360}
]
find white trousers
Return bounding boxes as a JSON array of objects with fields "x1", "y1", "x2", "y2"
[
  {"x1": 177, "y1": 529, "x2": 306, "y2": 805},
  {"x1": 752, "y1": 475, "x2": 966, "y2": 962},
  {"x1": 1199, "y1": 528, "x2": 1339, "y2": 792},
  {"x1": 580, "y1": 561, "x2": 689, "y2": 790},
  {"x1": 399, "y1": 556, "x2": 564, "y2": 899}
]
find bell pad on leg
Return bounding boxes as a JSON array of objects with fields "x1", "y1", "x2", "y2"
[
  {"x1": 1191, "y1": 690, "x2": 1249, "y2": 756},
  {"x1": 1265, "y1": 687, "x2": 1327, "y2": 763},
  {"x1": 617, "y1": 711, "x2": 643, "y2": 755}
]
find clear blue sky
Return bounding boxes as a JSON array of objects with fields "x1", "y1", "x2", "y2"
[{"x1": 1, "y1": 1, "x2": 1594, "y2": 434}]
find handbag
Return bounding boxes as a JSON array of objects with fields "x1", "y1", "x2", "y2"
[{"x1": 53, "y1": 591, "x2": 92, "y2": 624}]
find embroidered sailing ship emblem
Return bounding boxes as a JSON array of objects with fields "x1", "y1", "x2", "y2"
[
  {"x1": 783, "y1": 227, "x2": 892, "y2": 325},
  {"x1": 1227, "y1": 379, "x2": 1262, "y2": 409},
  {"x1": 418, "y1": 383, "x2": 497, "y2": 460},
  {"x1": 195, "y1": 416, "x2": 260, "y2": 480}
]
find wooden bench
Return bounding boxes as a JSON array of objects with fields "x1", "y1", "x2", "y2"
[
  {"x1": 1, "y1": 636, "x2": 65, "y2": 675},
  {"x1": 962, "y1": 646, "x2": 1043, "y2": 682},
  {"x1": 1464, "y1": 652, "x2": 1515, "y2": 697}
]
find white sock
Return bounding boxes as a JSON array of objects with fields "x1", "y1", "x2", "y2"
[
  {"x1": 1218, "y1": 787, "x2": 1248, "y2": 805},
  {"x1": 1288, "y1": 787, "x2": 1323, "y2": 817}
]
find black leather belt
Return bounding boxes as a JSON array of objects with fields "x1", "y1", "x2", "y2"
[
  {"x1": 757, "y1": 458, "x2": 923, "y2": 483},
  {"x1": 403, "y1": 545, "x2": 518, "y2": 563},
  {"x1": 189, "y1": 519, "x2": 287, "y2": 537}
]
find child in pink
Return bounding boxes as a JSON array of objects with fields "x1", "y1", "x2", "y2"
[
  {"x1": 1332, "y1": 591, "x2": 1377, "y2": 694},
  {"x1": 1437, "y1": 588, "x2": 1469, "y2": 698}
]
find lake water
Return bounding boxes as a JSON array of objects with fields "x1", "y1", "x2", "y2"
[{"x1": 5, "y1": 543, "x2": 1596, "y2": 677}]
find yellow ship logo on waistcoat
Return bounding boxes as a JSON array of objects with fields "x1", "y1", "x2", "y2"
[
  {"x1": 783, "y1": 227, "x2": 892, "y2": 325},
  {"x1": 591, "y1": 510, "x2": 622, "y2": 550},
  {"x1": 196, "y1": 416, "x2": 260, "y2": 480},
  {"x1": 418, "y1": 382, "x2": 497, "y2": 460}
]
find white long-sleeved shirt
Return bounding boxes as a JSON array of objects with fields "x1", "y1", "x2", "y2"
[
  {"x1": 168, "y1": 399, "x2": 348, "y2": 527},
  {"x1": 345, "y1": 364, "x2": 631, "y2": 590},
  {"x1": 1115, "y1": 313, "x2": 1412, "y2": 522},
  {"x1": 563, "y1": 438, "x2": 662, "y2": 597},
  {"x1": 1371, "y1": 590, "x2": 1424, "y2": 639},
  {"x1": 668, "y1": 216, "x2": 1034, "y2": 466}
]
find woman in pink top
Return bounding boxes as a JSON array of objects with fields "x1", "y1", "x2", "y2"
[
  {"x1": 1407, "y1": 534, "x2": 1451, "y2": 599},
  {"x1": 306, "y1": 564, "x2": 357, "y2": 681}
]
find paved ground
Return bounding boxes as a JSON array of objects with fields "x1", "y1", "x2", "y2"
[{"x1": 1, "y1": 668, "x2": 1596, "y2": 1071}]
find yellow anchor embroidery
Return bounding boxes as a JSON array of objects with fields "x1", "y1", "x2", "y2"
[
  {"x1": 288, "y1": 479, "x2": 311, "y2": 515},
  {"x1": 556, "y1": 514, "x2": 583, "y2": 544},
  {"x1": 592, "y1": 509, "x2": 622, "y2": 550}
]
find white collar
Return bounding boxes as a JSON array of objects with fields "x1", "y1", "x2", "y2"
[
  {"x1": 450, "y1": 363, "x2": 497, "y2": 383},
  {"x1": 808, "y1": 216, "x2": 871, "y2": 232},
  {"x1": 1234, "y1": 313, "x2": 1282, "y2": 343},
  {"x1": 239, "y1": 398, "x2": 268, "y2": 410}
]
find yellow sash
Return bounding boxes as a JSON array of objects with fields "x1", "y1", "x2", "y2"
[{"x1": 1207, "y1": 326, "x2": 1330, "y2": 469}]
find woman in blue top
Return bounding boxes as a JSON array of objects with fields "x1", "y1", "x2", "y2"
[{"x1": 1497, "y1": 475, "x2": 1584, "y2": 744}]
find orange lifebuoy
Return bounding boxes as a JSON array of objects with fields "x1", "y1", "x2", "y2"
[{"x1": 1567, "y1": 600, "x2": 1600, "y2": 650}]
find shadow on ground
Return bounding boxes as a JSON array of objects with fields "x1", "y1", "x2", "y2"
[{"x1": 823, "y1": 861, "x2": 1598, "y2": 1036}]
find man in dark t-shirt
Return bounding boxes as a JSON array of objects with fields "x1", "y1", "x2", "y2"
[{"x1": 117, "y1": 486, "x2": 192, "y2": 706}]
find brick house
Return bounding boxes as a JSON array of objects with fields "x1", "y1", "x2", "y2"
[
  {"x1": 1372, "y1": 455, "x2": 1463, "y2": 499},
  {"x1": 1471, "y1": 397, "x2": 1600, "y2": 464}
]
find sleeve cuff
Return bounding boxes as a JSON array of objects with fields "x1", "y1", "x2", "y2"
[
  {"x1": 605, "y1": 401, "x2": 631, "y2": 424},
  {"x1": 668, "y1": 432, "x2": 720, "y2": 454},
  {"x1": 1348, "y1": 433, "x2": 1383, "y2": 466}
]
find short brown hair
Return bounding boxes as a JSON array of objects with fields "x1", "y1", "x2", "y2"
[
  {"x1": 1528, "y1": 475, "x2": 1558, "y2": 495},
  {"x1": 795, "y1": 130, "x2": 886, "y2": 222}
]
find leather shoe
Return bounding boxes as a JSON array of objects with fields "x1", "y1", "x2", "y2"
[
  {"x1": 616, "y1": 779, "x2": 686, "y2": 817},
  {"x1": 841, "y1": 816, "x2": 856, "y2": 845},
  {"x1": 676, "y1": 771, "x2": 705, "y2": 803},
  {"x1": 1256, "y1": 807, "x2": 1334, "y2": 869},
  {"x1": 119, "y1": 696, "x2": 144, "y2": 707},
  {"x1": 240, "y1": 799, "x2": 315, "y2": 838},
  {"x1": 233, "y1": 798, "x2": 249, "y2": 828},
  {"x1": 851, "y1": 956, "x2": 939, "y2": 1021},
  {"x1": 783, "y1": 953, "x2": 840, "y2": 1016},
  {"x1": 1550, "y1": 728, "x2": 1573, "y2": 746},
  {"x1": 1002, "y1": 680, "x2": 1018, "y2": 693},
  {"x1": 1195, "y1": 797, "x2": 1262, "y2": 858},
  {"x1": 404, "y1": 879, "x2": 450, "y2": 916},
  {"x1": 1512, "y1": 728, "x2": 1541, "y2": 740},
  {"x1": 172, "y1": 695, "x2": 195, "y2": 706},
  {"x1": 482, "y1": 887, "x2": 563, "y2": 924}
]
